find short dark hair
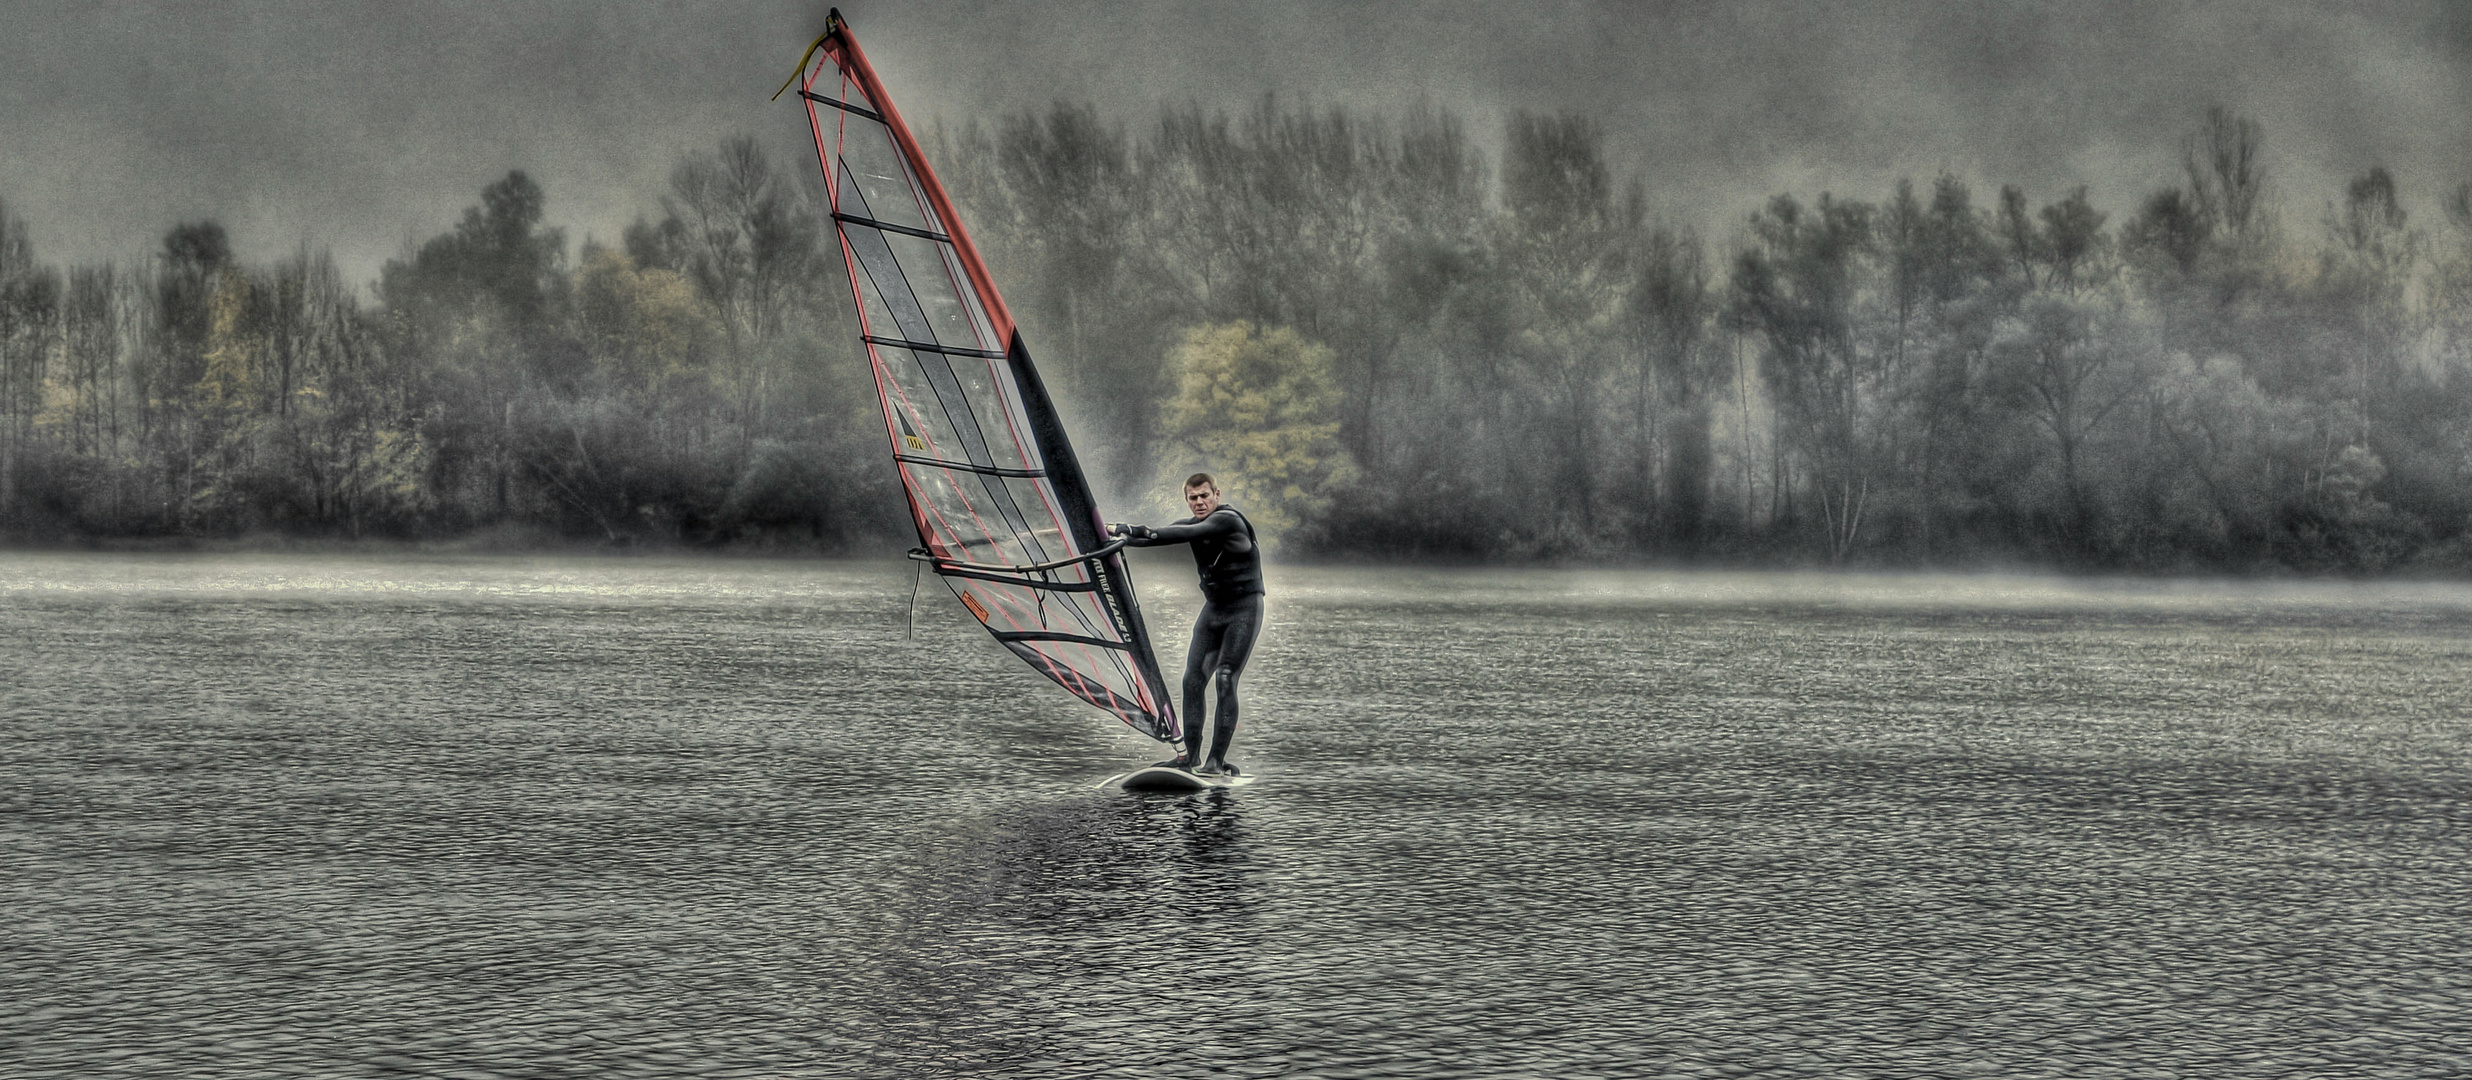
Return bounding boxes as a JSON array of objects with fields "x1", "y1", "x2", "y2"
[{"x1": 1183, "y1": 473, "x2": 1218, "y2": 492}]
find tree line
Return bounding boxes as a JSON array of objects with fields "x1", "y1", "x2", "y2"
[
  {"x1": 0, "y1": 142, "x2": 898, "y2": 550},
  {"x1": 4, "y1": 102, "x2": 2471, "y2": 571}
]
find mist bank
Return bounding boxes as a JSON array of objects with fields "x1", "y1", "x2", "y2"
[{"x1": 4, "y1": 100, "x2": 2472, "y2": 573}]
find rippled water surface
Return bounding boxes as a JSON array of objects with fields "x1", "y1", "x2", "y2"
[{"x1": 6, "y1": 553, "x2": 2472, "y2": 1078}]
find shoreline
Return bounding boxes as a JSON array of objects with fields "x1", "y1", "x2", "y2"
[{"x1": 5, "y1": 533, "x2": 2469, "y2": 583}]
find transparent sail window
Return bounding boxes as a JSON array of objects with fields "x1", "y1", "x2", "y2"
[
  {"x1": 880, "y1": 232, "x2": 981, "y2": 350},
  {"x1": 870, "y1": 345, "x2": 972, "y2": 463},
  {"x1": 939, "y1": 351, "x2": 1037, "y2": 473},
  {"x1": 833, "y1": 121, "x2": 934, "y2": 235}
]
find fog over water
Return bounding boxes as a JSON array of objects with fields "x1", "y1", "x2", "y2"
[{"x1": 3, "y1": 0, "x2": 2469, "y2": 284}]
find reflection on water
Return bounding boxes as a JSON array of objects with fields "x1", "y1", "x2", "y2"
[
  {"x1": 842, "y1": 792, "x2": 1257, "y2": 1076},
  {"x1": 4, "y1": 553, "x2": 2472, "y2": 1078}
]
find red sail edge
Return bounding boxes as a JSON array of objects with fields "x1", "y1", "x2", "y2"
[{"x1": 795, "y1": 11, "x2": 1180, "y2": 742}]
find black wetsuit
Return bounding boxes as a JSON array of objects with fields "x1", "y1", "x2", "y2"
[{"x1": 1125, "y1": 506, "x2": 1264, "y2": 770}]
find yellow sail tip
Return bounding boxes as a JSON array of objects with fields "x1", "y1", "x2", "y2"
[{"x1": 770, "y1": 30, "x2": 833, "y2": 102}]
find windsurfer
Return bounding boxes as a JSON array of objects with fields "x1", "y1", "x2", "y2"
[{"x1": 1110, "y1": 474, "x2": 1264, "y2": 776}]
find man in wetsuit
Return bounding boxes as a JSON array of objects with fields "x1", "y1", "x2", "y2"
[{"x1": 1109, "y1": 473, "x2": 1263, "y2": 776}]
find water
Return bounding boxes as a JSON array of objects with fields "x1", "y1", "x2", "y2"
[{"x1": 5, "y1": 553, "x2": 2472, "y2": 1079}]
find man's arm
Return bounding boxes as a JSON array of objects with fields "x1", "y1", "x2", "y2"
[{"x1": 1109, "y1": 512, "x2": 1241, "y2": 547}]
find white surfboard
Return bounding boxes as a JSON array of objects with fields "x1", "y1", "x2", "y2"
[{"x1": 1110, "y1": 766, "x2": 1255, "y2": 792}]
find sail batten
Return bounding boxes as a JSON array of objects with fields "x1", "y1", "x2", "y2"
[
  {"x1": 862, "y1": 336, "x2": 1005, "y2": 360},
  {"x1": 833, "y1": 213, "x2": 953, "y2": 244},
  {"x1": 891, "y1": 454, "x2": 1048, "y2": 479},
  {"x1": 797, "y1": 11, "x2": 1178, "y2": 741},
  {"x1": 800, "y1": 89, "x2": 883, "y2": 122}
]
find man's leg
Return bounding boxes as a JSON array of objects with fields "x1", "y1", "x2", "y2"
[
  {"x1": 1174, "y1": 605, "x2": 1229, "y2": 768},
  {"x1": 1202, "y1": 595, "x2": 1262, "y2": 773}
]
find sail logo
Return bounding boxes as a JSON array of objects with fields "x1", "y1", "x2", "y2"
[
  {"x1": 1093, "y1": 563, "x2": 1130, "y2": 639},
  {"x1": 958, "y1": 590, "x2": 991, "y2": 622}
]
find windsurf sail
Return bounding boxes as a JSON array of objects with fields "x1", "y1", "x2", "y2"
[{"x1": 787, "y1": 10, "x2": 1179, "y2": 742}]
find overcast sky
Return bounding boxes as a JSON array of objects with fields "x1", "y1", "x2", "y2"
[{"x1": 4, "y1": 0, "x2": 2468, "y2": 289}]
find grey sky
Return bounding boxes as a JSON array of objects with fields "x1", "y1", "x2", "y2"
[{"x1": 4, "y1": 0, "x2": 2467, "y2": 289}]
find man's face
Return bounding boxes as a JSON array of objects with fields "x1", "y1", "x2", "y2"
[{"x1": 1185, "y1": 484, "x2": 1220, "y2": 517}]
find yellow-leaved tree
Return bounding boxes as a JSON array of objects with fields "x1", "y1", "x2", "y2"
[
  {"x1": 1159, "y1": 321, "x2": 1357, "y2": 541},
  {"x1": 574, "y1": 246, "x2": 719, "y2": 392}
]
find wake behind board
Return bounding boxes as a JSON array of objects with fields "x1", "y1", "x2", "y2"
[{"x1": 1112, "y1": 766, "x2": 1254, "y2": 792}]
